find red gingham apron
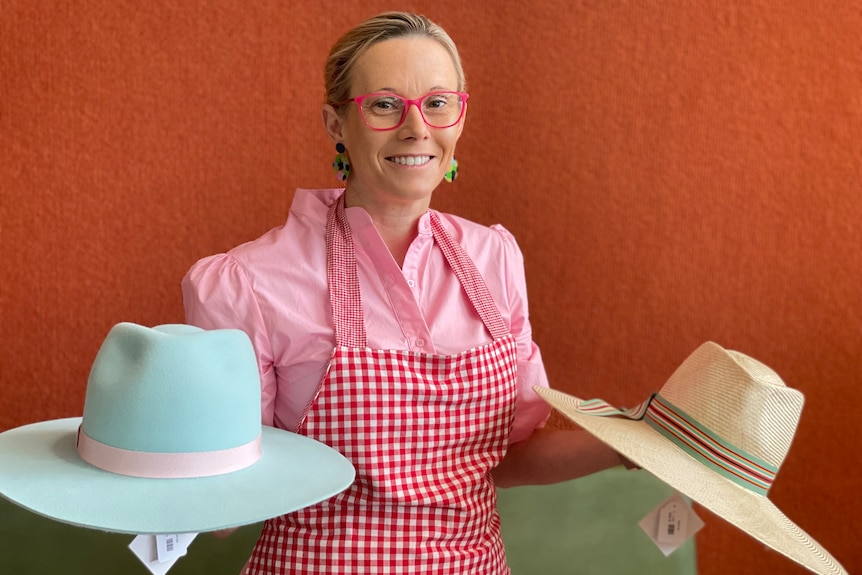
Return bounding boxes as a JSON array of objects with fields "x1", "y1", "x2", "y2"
[{"x1": 245, "y1": 195, "x2": 518, "y2": 574}]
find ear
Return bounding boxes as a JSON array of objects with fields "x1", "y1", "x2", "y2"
[{"x1": 321, "y1": 104, "x2": 345, "y2": 145}]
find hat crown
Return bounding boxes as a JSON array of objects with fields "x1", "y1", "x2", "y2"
[
  {"x1": 659, "y1": 342, "x2": 804, "y2": 470},
  {"x1": 81, "y1": 323, "x2": 261, "y2": 453}
]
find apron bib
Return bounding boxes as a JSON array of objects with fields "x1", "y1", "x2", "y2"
[{"x1": 246, "y1": 196, "x2": 518, "y2": 574}]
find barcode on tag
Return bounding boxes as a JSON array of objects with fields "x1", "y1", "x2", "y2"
[
  {"x1": 130, "y1": 533, "x2": 199, "y2": 575},
  {"x1": 638, "y1": 491, "x2": 704, "y2": 557},
  {"x1": 156, "y1": 533, "x2": 184, "y2": 563},
  {"x1": 657, "y1": 501, "x2": 686, "y2": 545}
]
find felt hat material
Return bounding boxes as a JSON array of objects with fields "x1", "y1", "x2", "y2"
[{"x1": 0, "y1": 323, "x2": 355, "y2": 534}]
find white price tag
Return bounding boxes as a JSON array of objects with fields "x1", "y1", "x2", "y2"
[
  {"x1": 156, "y1": 533, "x2": 186, "y2": 563},
  {"x1": 638, "y1": 492, "x2": 704, "y2": 556},
  {"x1": 656, "y1": 499, "x2": 688, "y2": 545},
  {"x1": 129, "y1": 533, "x2": 198, "y2": 575}
]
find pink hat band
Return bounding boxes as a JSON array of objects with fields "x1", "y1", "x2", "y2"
[{"x1": 76, "y1": 426, "x2": 262, "y2": 479}]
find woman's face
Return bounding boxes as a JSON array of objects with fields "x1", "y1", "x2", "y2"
[{"x1": 323, "y1": 36, "x2": 465, "y2": 208}]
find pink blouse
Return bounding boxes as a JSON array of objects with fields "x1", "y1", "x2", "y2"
[{"x1": 182, "y1": 188, "x2": 551, "y2": 444}]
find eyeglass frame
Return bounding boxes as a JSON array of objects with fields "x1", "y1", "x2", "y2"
[{"x1": 337, "y1": 91, "x2": 470, "y2": 131}]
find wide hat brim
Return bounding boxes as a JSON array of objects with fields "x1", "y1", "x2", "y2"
[
  {"x1": 534, "y1": 387, "x2": 847, "y2": 575},
  {"x1": 0, "y1": 417, "x2": 355, "y2": 535}
]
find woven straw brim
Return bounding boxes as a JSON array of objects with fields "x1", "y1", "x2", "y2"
[{"x1": 535, "y1": 387, "x2": 847, "y2": 575}]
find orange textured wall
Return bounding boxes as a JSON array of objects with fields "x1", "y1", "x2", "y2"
[{"x1": 2, "y1": 1, "x2": 859, "y2": 573}]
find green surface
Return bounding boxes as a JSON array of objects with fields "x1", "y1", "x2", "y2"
[
  {"x1": 0, "y1": 499, "x2": 262, "y2": 574},
  {"x1": 498, "y1": 466, "x2": 697, "y2": 574},
  {"x1": 1, "y1": 467, "x2": 696, "y2": 574}
]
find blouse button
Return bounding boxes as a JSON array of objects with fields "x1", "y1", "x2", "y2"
[
  {"x1": 415, "y1": 338, "x2": 426, "y2": 348},
  {"x1": 407, "y1": 279, "x2": 416, "y2": 288}
]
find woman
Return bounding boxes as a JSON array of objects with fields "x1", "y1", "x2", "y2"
[{"x1": 183, "y1": 11, "x2": 627, "y2": 574}]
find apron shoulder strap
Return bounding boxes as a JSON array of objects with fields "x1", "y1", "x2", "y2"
[
  {"x1": 326, "y1": 196, "x2": 511, "y2": 347},
  {"x1": 326, "y1": 193, "x2": 367, "y2": 348},
  {"x1": 428, "y1": 211, "x2": 510, "y2": 341}
]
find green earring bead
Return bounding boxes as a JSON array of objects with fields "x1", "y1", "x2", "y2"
[
  {"x1": 444, "y1": 158, "x2": 458, "y2": 183},
  {"x1": 333, "y1": 142, "x2": 350, "y2": 183}
]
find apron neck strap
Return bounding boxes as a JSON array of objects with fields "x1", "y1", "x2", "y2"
[
  {"x1": 326, "y1": 194, "x2": 510, "y2": 347},
  {"x1": 326, "y1": 193, "x2": 367, "y2": 347},
  {"x1": 427, "y1": 211, "x2": 510, "y2": 341}
]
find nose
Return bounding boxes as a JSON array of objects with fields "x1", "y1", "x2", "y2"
[{"x1": 398, "y1": 102, "x2": 429, "y2": 136}]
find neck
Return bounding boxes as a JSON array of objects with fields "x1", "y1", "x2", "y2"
[{"x1": 344, "y1": 186, "x2": 429, "y2": 267}]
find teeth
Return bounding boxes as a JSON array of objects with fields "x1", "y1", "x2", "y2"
[{"x1": 390, "y1": 156, "x2": 431, "y2": 166}]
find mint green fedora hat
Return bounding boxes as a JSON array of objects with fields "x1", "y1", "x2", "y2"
[{"x1": 0, "y1": 322, "x2": 354, "y2": 534}]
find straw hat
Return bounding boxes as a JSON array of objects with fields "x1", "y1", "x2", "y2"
[
  {"x1": 534, "y1": 342, "x2": 847, "y2": 575},
  {"x1": 0, "y1": 322, "x2": 355, "y2": 534}
]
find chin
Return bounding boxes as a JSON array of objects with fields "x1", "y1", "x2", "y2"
[{"x1": 387, "y1": 180, "x2": 440, "y2": 201}]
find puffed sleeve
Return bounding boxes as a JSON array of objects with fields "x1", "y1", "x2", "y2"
[
  {"x1": 182, "y1": 254, "x2": 278, "y2": 426},
  {"x1": 491, "y1": 225, "x2": 553, "y2": 444}
]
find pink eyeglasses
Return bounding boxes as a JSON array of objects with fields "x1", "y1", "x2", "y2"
[{"x1": 340, "y1": 91, "x2": 469, "y2": 131}]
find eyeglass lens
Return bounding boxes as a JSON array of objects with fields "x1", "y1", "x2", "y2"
[{"x1": 359, "y1": 92, "x2": 465, "y2": 129}]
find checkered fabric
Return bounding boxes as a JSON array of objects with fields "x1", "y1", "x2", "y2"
[{"x1": 245, "y1": 196, "x2": 518, "y2": 574}]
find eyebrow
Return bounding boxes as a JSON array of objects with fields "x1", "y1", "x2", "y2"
[{"x1": 368, "y1": 86, "x2": 452, "y2": 94}]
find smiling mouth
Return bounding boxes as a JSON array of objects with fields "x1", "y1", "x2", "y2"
[{"x1": 387, "y1": 155, "x2": 433, "y2": 166}]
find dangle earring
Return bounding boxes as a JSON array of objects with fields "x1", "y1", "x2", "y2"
[
  {"x1": 444, "y1": 158, "x2": 459, "y2": 183},
  {"x1": 333, "y1": 142, "x2": 351, "y2": 183}
]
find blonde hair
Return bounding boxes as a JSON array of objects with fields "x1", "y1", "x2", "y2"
[{"x1": 324, "y1": 12, "x2": 466, "y2": 109}]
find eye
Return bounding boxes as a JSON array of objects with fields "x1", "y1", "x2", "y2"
[
  {"x1": 423, "y1": 94, "x2": 453, "y2": 110},
  {"x1": 365, "y1": 96, "x2": 403, "y2": 115}
]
